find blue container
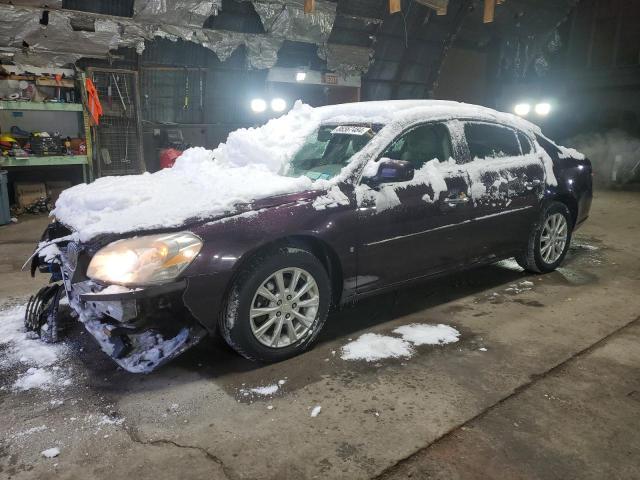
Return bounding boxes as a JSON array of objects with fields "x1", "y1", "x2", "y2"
[{"x1": 0, "y1": 170, "x2": 10, "y2": 225}]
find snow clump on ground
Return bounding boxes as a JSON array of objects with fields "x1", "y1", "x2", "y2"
[
  {"x1": 341, "y1": 323, "x2": 460, "y2": 362},
  {"x1": 0, "y1": 304, "x2": 71, "y2": 392}
]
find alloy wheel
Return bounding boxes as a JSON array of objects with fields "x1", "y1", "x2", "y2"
[
  {"x1": 540, "y1": 213, "x2": 568, "y2": 264},
  {"x1": 249, "y1": 267, "x2": 320, "y2": 348}
]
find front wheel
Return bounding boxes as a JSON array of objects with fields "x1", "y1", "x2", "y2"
[
  {"x1": 219, "y1": 247, "x2": 331, "y2": 362},
  {"x1": 517, "y1": 201, "x2": 573, "y2": 273}
]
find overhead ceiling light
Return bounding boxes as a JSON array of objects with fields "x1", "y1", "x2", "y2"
[
  {"x1": 535, "y1": 102, "x2": 551, "y2": 116},
  {"x1": 250, "y1": 98, "x2": 267, "y2": 113},
  {"x1": 514, "y1": 103, "x2": 531, "y2": 116},
  {"x1": 271, "y1": 98, "x2": 287, "y2": 112},
  {"x1": 296, "y1": 71, "x2": 307, "y2": 82}
]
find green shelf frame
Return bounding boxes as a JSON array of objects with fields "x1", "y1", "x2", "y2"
[
  {"x1": 0, "y1": 100, "x2": 83, "y2": 112},
  {"x1": 0, "y1": 155, "x2": 88, "y2": 167}
]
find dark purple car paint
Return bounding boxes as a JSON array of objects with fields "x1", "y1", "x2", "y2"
[{"x1": 32, "y1": 117, "x2": 592, "y2": 372}]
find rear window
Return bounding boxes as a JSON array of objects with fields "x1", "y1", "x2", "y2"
[
  {"x1": 535, "y1": 135, "x2": 561, "y2": 161},
  {"x1": 464, "y1": 123, "x2": 521, "y2": 160}
]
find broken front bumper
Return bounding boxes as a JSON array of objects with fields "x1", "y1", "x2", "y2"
[{"x1": 60, "y1": 266, "x2": 206, "y2": 373}]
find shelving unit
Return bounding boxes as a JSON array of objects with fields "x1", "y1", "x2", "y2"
[{"x1": 0, "y1": 85, "x2": 94, "y2": 183}]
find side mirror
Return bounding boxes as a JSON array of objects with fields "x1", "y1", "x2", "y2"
[{"x1": 364, "y1": 158, "x2": 414, "y2": 188}]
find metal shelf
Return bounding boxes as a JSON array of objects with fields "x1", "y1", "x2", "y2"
[
  {"x1": 0, "y1": 155, "x2": 88, "y2": 167},
  {"x1": 0, "y1": 101, "x2": 83, "y2": 112}
]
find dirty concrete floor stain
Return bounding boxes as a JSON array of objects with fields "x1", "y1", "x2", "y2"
[{"x1": 1, "y1": 191, "x2": 639, "y2": 480}]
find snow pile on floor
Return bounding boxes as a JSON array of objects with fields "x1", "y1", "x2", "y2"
[
  {"x1": 504, "y1": 280, "x2": 535, "y2": 295},
  {"x1": 239, "y1": 379, "x2": 287, "y2": 399},
  {"x1": 0, "y1": 304, "x2": 71, "y2": 392},
  {"x1": 393, "y1": 324, "x2": 460, "y2": 346},
  {"x1": 250, "y1": 384, "x2": 279, "y2": 396},
  {"x1": 41, "y1": 447, "x2": 60, "y2": 458},
  {"x1": 341, "y1": 333, "x2": 414, "y2": 361},
  {"x1": 495, "y1": 258, "x2": 524, "y2": 271},
  {"x1": 341, "y1": 323, "x2": 460, "y2": 362}
]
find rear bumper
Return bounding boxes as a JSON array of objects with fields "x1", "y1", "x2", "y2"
[{"x1": 63, "y1": 272, "x2": 206, "y2": 373}]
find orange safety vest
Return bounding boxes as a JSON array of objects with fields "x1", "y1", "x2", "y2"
[{"x1": 85, "y1": 78, "x2": 103, "y2": 125}]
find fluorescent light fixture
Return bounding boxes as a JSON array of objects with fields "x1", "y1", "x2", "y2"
[
  {"x1": 296, "y1": 71, "x2": 307, "y2": 82},
  {"x1": 535, "y1": 102, "x2": 551, "y2": 116},
  {"x1": 514, "y1": 103, "x2": 531, "y2": 116},
  {"x1": 271, "y1": 98, "x2": 287, "y2": 112},
  {"x1": 250, "y1": 98, "x2": 267, "y2": 113}
]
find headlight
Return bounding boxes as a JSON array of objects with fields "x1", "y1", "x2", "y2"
[{"x1": 87, "y1": 232, "x2": 202, "y2": 286}]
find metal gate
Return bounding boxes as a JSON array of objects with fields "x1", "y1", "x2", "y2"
[{"x1": 88, "y1": 68, "x2": 144, "y2": 177}]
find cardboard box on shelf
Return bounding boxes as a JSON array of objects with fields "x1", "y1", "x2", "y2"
[
  {"x1": 46, "y1": 181, "x2": 72, "y2": 204},
  {"x1": 15, "y1": 182, "x2": 46, "y2": 208}
]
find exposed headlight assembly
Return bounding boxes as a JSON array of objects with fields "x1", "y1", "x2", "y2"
[{"x1": 87, "y1": 232, "x2": 202, "y2": 286}]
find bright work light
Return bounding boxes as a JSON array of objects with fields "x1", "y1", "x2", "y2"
[
  {"x1": 271, "y1": 98, "x2": 287, "y2": 112},
  {"x1": 296, "y1": 71, "x2": 307, "y2": 82},
  {"x1": 514, "y1": 103, "x2": 531, "y2": 116},
  {"x1": 250, "y1": 98, "x2": 267, "y2": 113},
  {"x1": 535, "y1": 102, "x2": 551, "y2": 116}
]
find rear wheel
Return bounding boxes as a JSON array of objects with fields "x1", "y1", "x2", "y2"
[
  {"x1": 220, "y1": 247, "x2": 331, "y2": 362},
  {"x1": 517, "y1": 201, "x2": 572, "y2": 273}
]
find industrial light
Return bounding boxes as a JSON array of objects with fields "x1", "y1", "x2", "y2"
[
  {"x1": 514, "y1": 103, "x2": 531, "y2": 116},
  {"x1": 535, "y1": 102, "x2": 551, "y2": 116},
  {"x1": 271, "y1": 98, "x2": 287, "y2": 112},
  {"x1": 250, "y1": 98, "x2": 267, "y2": 113},
  {"x1": 296, "y1": 71, "x2": 307, "y2": 82}
]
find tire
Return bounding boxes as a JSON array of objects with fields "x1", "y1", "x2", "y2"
[
  {"x1": 219, "y1": 246, "x2": 331, "y2": 363},
  {"x1": 517, "y1": 201, "x2": 573, "y2": 273}
]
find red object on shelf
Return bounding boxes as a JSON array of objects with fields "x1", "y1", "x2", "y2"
[{"x1": 159, "y1": 148, "x2": 183, "y2": 169}]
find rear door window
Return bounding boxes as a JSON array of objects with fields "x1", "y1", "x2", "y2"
[
  {"x1": 464, "y1": 123, "x2": 521, "y2": 160},
  {"x1": 517, "y1": 132, "x2": 533, "y2": 154}
]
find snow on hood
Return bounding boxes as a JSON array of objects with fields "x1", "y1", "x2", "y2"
[
  {"x1": 53, "y1": 102, "x2": 323, "y2": 242},
  {"x1": 53, "y1": 100, "x2": 541, "y2": 242}
]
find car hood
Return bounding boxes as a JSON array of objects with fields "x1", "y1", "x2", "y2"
[{"x1": 53, "y1": 188, "x2": 327, "y2": 248}]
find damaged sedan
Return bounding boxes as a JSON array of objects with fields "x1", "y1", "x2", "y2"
[{"x1": 25, "y1": 100, "x2": 592, "y2": 372}]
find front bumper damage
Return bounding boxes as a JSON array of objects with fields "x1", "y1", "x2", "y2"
[{"x1": 32, "y1": 232, "x2": 207, "y2": 373}]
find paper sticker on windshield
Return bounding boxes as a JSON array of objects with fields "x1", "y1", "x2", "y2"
[{"x1": 331, "y1": 125, "x2": 372, "y2": 136}]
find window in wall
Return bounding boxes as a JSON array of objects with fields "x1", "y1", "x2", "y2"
[
  {"x1": 383, "y1": 123, "x2": 452, "y2": 169},
  {"x1": 464, "y1": 123, "x2": 521, "y2": 160}
]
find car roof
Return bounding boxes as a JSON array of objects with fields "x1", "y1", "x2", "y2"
[{"x1": 316, "y1": 99, "x2": 540, "y2": 135}]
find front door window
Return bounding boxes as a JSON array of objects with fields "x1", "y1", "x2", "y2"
[{"x1": 382, "y1": 123, "x2": 453, "y2": 169}]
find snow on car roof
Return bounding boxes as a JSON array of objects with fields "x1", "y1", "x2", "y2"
[{"x1": 315, "y1": 100, "x2": 541, "y2": 134}]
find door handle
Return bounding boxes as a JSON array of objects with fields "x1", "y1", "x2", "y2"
[
  {"x1": 444, "y1": 193, "x2": 470, "y2": 207},
  {"x1": 523, "y1": 179, "x2": 542, "y2": 190}
]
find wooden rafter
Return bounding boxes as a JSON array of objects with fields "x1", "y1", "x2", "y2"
[
  {"x1": 483, "y1": 0, "x2": 496, "y2": 23},
  {"x1": 304, "y1": 0, "x2": 315, "y2": 14},
  {"x1": 389, "y1": 0, "x2": 402, "y2": 14},
  {"x1": 415, "y1": 0, "x2": 448, "y2": 16}
]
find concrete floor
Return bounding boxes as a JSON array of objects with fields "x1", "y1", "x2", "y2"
[{"x1": 0, "y1": 190, "x2": 639, "y2": 480}]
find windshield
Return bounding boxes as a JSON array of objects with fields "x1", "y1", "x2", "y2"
[{"x1": 283, "y1": 124, "x2": 379, "y2": 180}]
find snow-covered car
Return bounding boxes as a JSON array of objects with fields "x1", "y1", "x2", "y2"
[{"x1": 28, "y1": 100, "x2": 592, "y2": 372}]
